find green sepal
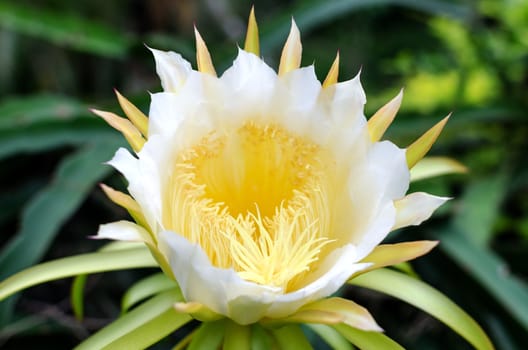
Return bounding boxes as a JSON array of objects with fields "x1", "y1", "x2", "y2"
[
  {"x1": 251, "y1": 324, "x2": 275, "y2": 350},
  {"x1": 410, "y1": 156, "x2": 467, "y2": 182},
  {"x1": 307, "y1": 324, "x2": 354, "y2": 350},
  {"x1": 187, "y1": 319, "x2": 226, "y2": 350},
  {"x1": 223, "y1": 320, "x2": 251, "y2": 350},
  {"x1": 334, "y1": 323, "x2": 404, "y2": 349},
  {"x1": 271, "y1": 324, "x2": 313, "y2": 350},
  {"x1": 121, "y1": 273, "x2": 178, "y2": 313}
]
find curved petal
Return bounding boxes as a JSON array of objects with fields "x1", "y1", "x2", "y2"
[
  {"x1": 275, "y1": 65, "x2": 322, "y2": 136},
  {"x1": 148, "y1": 71, "x2": 220, "y2": 140},
  {"x1": 342, "y1": 141, "x2": 409, "y2": 258},
  {"x1": 96, "y1": 220, "x2": 151, "y2": 243},
  {"x1": 108, "y1": 148, "x2": 161, "y2": 233},
  {"x1": 158, "y1": 231, "x2": 371, "y2": 325},
  {"x1": 265, "y1": 244, "x2": 371, "y2": 318},
  {"x1": 149, "y1": 47, "x2": 192, "y2": 93},
  {"x1": 320, "y1": 73, "x2": 369, "y2": 163},
  {"x1": 220, "y1": 49, "x2": 277, "y2": 123},
  {"x1": 393, "y1": 192, "x2": 449, "y2": 230},
  {"x1": 158, "y1": 231, "x2": 279, "y2": 324}
]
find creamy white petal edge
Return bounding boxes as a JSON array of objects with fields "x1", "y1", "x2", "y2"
[
  {"x1": 393, "y1": 192, "x2": 450, "y2": 231},
  {"x1": 98, "y1": 48, "x2": 446, "y2": 323},
  {"x1": 97, "y1": 220, "x2": 150, "y2": 242},
  {"x1": 158, "y1": 230, "x2": 371, "y2": 325}
]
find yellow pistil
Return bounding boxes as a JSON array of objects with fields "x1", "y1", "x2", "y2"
[{"x1": 162, "y1": 122, "x2": 336, "y2": 291}]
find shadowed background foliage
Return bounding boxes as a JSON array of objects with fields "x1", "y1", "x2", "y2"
[{"x1": 0, "y1": 0, "x2": 527, "y2": 348}]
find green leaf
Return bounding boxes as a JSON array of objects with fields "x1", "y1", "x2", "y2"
[
  {"x1": 334, "y1": 324, "x2": 404, "y2": 350},
  {"x1": 0, "y1": 140, "x2": 123, "y2": 325},
  {"x1": 453, "y1": 174, "x2": 508, "y2": 246},
  {"x1": 121, "y1": 273, "x2": 178, "y2": 313},
  {"x1": 187, "y1": 320, "x2": 226, "y2": 350},
  {"x1": 260, "y1": 0, "x2": 470, "y2": 51},
  {"x1": 0, "y1": 247, "x2": 156, "y2": 301},
  {"x1": 0, "y1": 123, "x2": 119, "y2": 161},
  {"x1": 349, "y1": 268, "x2": 495, "y2": 350},
  {"x1": 102, "y1": 309, "x2": 190, "y2": 349},
  {"x1": 70, "y1": 241, "x2": 147, "y2": 320},
  {"x1": 271, "y1": 324, "x2": 313, "y2": 350},
  {"x1": 223, "y1": 320, "x2": 251, "y2": 350},
  {"x1": 307, "y1": 324, "x2": 354, "y2": 350},
  {"x1": 438, "y1": 226, "x2": 528, "y2": 331},
  {"x1": 0, "y1": 3, "x2": 131, "y2": 57},
  {"x1": 75, "y1": 288, "x2": 187, "y2": 350},
  {"x1": 0, "y1": 94, "x2": 89, "y2": 130}
]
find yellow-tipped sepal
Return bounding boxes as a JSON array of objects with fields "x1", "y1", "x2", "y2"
[
  {"x1": 174, "y1": 301, "x2": 223, "y2": 322},
  {"x1": 406, "y1": 115, "x2": 450, "y2": 168},
  {"x1": 368, "y1": 89, "x2": 403, "y2": 142},
  {"x1": 263, "y1": 297, "x2": 382, "y2": 332},
  {"x1": 278, "y1": 19, "x2": 302, "y2": 76},
  {"x1": 323, "y1": 52, "x2": 340, "y2": 88},
  {"x1": 194, "y1": 27, "x2": 217, "y2": 76},
  {"x1": 244, "y1": 7, "x2": 260, "y2": 56},
  {"x1": 358, "y1": 240, "x2": 438, "y2": 275},
  {"x1": 115, "y1": 90, "x2": 149, "y2": 137},
  {"x1": 100, "y1": 184, "x2": 148, "y2": 229},
  {"x1": 91, "y1": 109, "x2": 145, "y2": 152}
]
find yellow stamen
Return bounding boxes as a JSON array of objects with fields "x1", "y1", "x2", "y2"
[
  {"x1": 278, "y1": 19, "x2": 302, "y2": 76},
  {"x1": 322, "y1": 52, "x2": 340, "y2": 88},
  {"x1": 244, "y1": 6, "x2": 260, "y2": 56},
  {"x1": 162, "y1": 122, "x2": 336, "y2": 291},
  {"x1": 194, "y1": 27, "x2": 217, "y2": 76},
  {"x1": 91, "y1": 109, "x2": 145, "y2": 152},
  {"x1": 406, "y1": 115, "x2": 450, "y2": 168},
  {"x1": 367, "y1": 89, "x2": 403, "y2": 142},
  {"x1": 115, "y1": 90, "x2": 149, "y2": 137}
]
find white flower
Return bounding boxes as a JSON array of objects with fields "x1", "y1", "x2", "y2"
[{"x1": 94, "y1": 13, "x2": 448, "y2": 325}]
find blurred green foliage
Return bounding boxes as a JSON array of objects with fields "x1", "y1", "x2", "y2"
[{"x1": 0, "y1": 0, "x2": 526, "y2": 348}]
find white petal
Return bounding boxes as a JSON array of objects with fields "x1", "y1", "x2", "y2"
[
  {"x1": 354, "y1": 202, "x2": 396, "y2": 260},
  {"x1": 221, "y1": 49, "x2": 276, "y2": 93},
  {"x1": 393, "y1": 192, "x2": 449, "y2": 230},
  {"x1": 337, "y1": 141, "x2": 408, "y2": 255},
  {"x1": 158, "y1": 231, "x2": 371, "y2": 324},
  {"x1": 96, "y1": 220, "x2": 150, "y2": 241},
  {"x1": 149, "y1": 47, "x2": 192, "y2": 92},
  {"x1": 265, "y1": 244, "x2": 371, "y2": 318},
  {"x1": 274, "y1": 65, "x2": 322, "y2": 134},
  {"x1": 365, "y1": 141, "x2": 410, "y2": 200},
  {"x1": 147, "y1": 92, "x2": 184, "y2": 138},
  {"x1": 329, "y1": 73, "x2": 366, "y2": 124},
  {"x1": 107, "y1": 147, "x2": 138, "y2": 180},
  {"x1": 220, "y1": 49, "x2": 277, "y2": 123},
  {"x1": 108, "y1": 147, "x2": 162, "y2": 233},
  {"x1": 148, "y1": 71, "x2": 219, "y2": 139},
  {"x1": 319, "y1": 73, "x2": 369, "y2": 162},
  {"x1": 158, "y1": 231, "x2": 279, "y2": 324}
]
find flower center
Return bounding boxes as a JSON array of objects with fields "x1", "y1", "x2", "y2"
[{"x1": 162, "y1": 122, "x2": 335, "y2": 291}]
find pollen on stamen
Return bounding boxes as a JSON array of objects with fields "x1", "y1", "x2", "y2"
[{"x1": 162, "y1": 121, "x2": 337, "y2": 291}]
